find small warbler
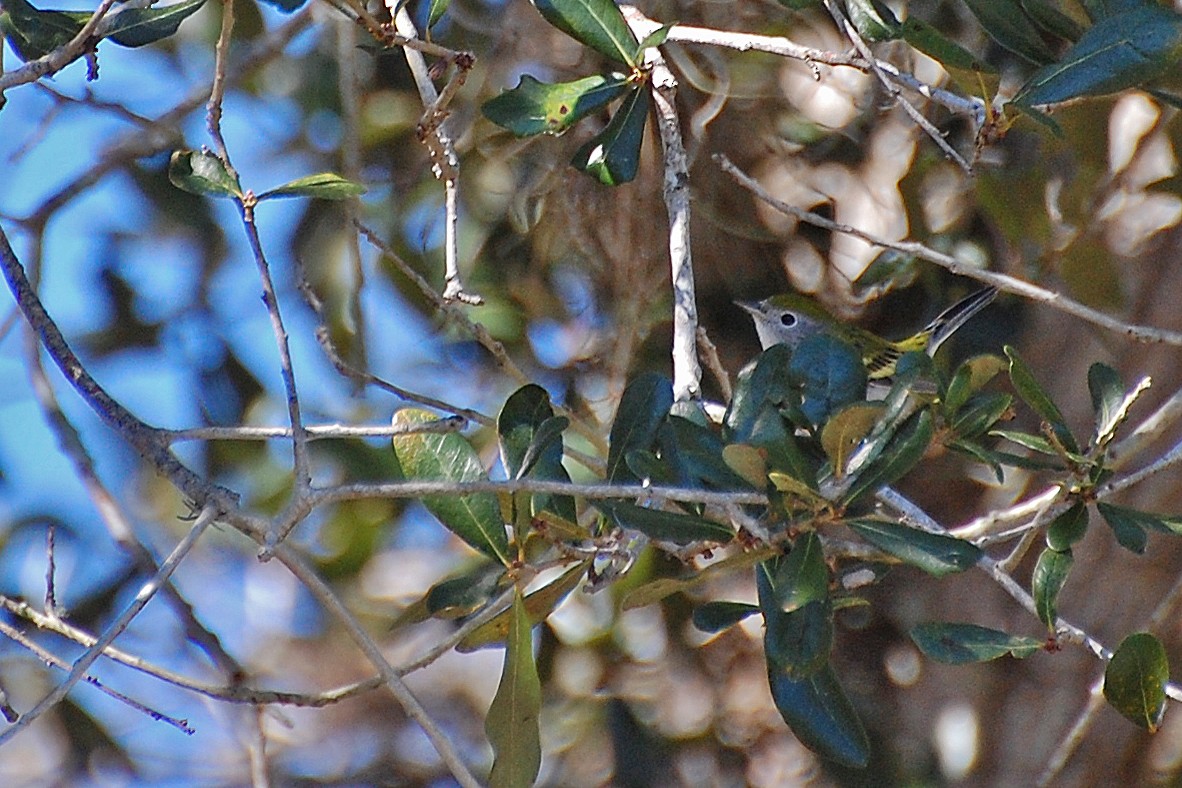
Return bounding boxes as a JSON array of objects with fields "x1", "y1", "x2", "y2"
[{"x1": 737, "y1": 286, "x2": 998, "y2": 380}]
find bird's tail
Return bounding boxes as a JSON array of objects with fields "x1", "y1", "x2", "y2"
[{"x1": 923, "y1": 285, "x2": 999, "y2": 356}]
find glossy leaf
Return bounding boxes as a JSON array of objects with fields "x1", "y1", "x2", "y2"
[
  {"x1": 1104, "y1": 632, "x2": 1169, "y2": 732},
  {"x1": 766, "y1": 664, "x2": 870, "y2": 768},
  {"x1": 426, "y1": 0, "x2": 450, "y2": 29},
  {"x1": 847, "y1": 518, "x2": 981, "y2": 576},
  {"x1": 459, "y1": 563, "x2": 587, "y2": 651},
  {"x1": 486, "y1": 592, "x2": 542, "y2": 788},
  {"x1": 1032, "y1": 547, "x2": 1072, "y2": 628},
  {"x1": 596, "y1": 501, "x2": 734, "y2": 545},
  {"x1": 789, "y1": 333, "x2": 867, "y2": 427},
  {"x1": 724, "y1": 345, "x2": 815, "y2": 486},
  {"x1": 1005, "y1": 346, "x2": 1078, "y2": 453},
  {"x1": 168, "y1": 150, "x2": 243, "y2": 199},
  {"x1": 0, "y1": 0, "x2": 80, "y2": 61},
  {"x1": 1097, "y1": 502, "x2": 1182, "y2": 554},
  {"x1": 532, "y1": 0, "x2": 639, "y2": 66},
  {"x1": 392, "y1": 408, "x2": 510, "y2": 564},
  {"x1": 841, "y1": 410, "x2": 934, "y2": 506},
  {"x1": 1014, "y1": 6, "x2": 1182, "y2": 106},
  {"x1": 634, "y1": 22, "x2": 672, "y2": 55},
  {"x1": 821, "y1": 402, "x2": 883, "y2": 474},
  {"x1": 256, "y1": 173, "x2": 366, "y2": 201},
  {"x1": 104, "y1": 0, "x2": 206, "y2": 48},
  {"x1": 846, "y1": 0, "x2": 900, "y2": 42},
  {"x1": 425, "y1": 562, "x2": 507, "y2": 619},
  {"x1": 950, "y1": 394, "x2": 1012, "y2": 443},
  {"x1": 1046, "y1": 502, "x2": 1089, "y2": 551},
  {"x1": 692, "y1": 600, "x2": 760, "y2": 632},
  {"x1": 497, "y1": 385, "x2": 575, "y2": 523},
  {"x1": 911, "y1": 622, "x2": 1044, "y2": 664},
  {"x1": 620, "y1": 547, "x2": 777, "y2": 609},
  {"x1": 944, "y1": 355, "x2": 1007, "y2": 418},
  {"x1": 606, "y1": 372, "x2": 672, "y2": 483},
  {"x1": 482, "y1": 73, "x2": 631, "y2": 137},
  {"x1": 661, "y1": 417, "x2": 755, "y2": 491},
  {"x1": 963, "y1": 0, "x2": 1057, "y2": 64},
  {"x1": 759, "y1": 559, "x2": 832, "y2": 679},
  {"x1": 772, "y1": 532, "x2": 830, "y2": 613},
  {"x1": 572, "y1": 85, "x2": 649, "y2": 186}
]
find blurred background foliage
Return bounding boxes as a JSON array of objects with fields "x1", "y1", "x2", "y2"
[{"x1": 3, "y1": 0, "x2": 1182, "y2": 784}]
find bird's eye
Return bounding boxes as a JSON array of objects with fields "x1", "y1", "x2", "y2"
[{"x1": 779, "y1": 313, "x2": 797, "y2": 327}]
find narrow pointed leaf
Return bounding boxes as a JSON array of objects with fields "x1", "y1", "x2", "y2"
[
  {"x1": 963, "y1": 0, "x2": 1057, "y2": 64},
  {"x1": 901, "y1": 17, "x2": 997, "y2": 74},
  {"x1": 845, "y1": 0, "x2": 900, "y2": 42},
  {"x1": 1098, "y1": 501, "x2": 1182, "y2": 538},
  {"x1": 105, "y1": 0, "x2": 206, "y2": 48},
  {"x1": 911, "y1": 622, "x2": 1044, "y2": 664},
  {"x1": 841, "y1": 410, "x2": 934, "y2": 506},
  {"x1": 532, "y1": 0, "x2": 639, "y2": 66},
  {"x1": 426, "y1": 0, "x2": 450, "y2": 29},
  {"x1": 168, "y1": 150, "x2": 243, "y2": 199},
  {"x1": 256, "y1": 173, "x2": 366, "y2": 201},
  {"x1": 950, "y1": 393, "x2": 1013, "y2": 440},
  {"x1": 486, "y1": 592, "x2": 542, "y2": 788},
  {"x1": 1032, "y1": 547, "x2": 1072, "y2": 628},
  {"x1": 767, "y1": 663, "x2": 870, "y2": 768},
  {"x1": 620, "y1": 547, "x2": 778, "y2": 609},
  {"x1": 634, "y1": 22, "x2": 672, "y2": 55},
  {"x1": 483, "y1": 73, "x2": 630, "y2": 137},
  {"x1": 1005, "y1": 346, "x2": 1078, "y2": 453},
  {"x1": 596, "y1": 501, "x2": 733, "y2": 545},
  {"x1": 460, "y1": 563, "x2": 587, "y2": 651},
  {"x1": 392, "y1": 408, "x2": 510, "y2": 564},
  {"x1": 692, "y1": 600, "x2": 760, "y2": 632},
  {"x1": 425, "y1": 563, "x2": 507, "y2": 619},
  {"x1": 1104, "y1": 632, "x2": 1169, "y2": 732},
  {"x1": 773, "y1": 532, "x2": 830, "y2": 612},
  {"x1": 847, "y1": 518, "x2": 981, "y2": 576},
  {"x1": 606, "y1": 372, "x2": 672, "y2": 483},
  {"x1": 0, "y1": 0, "x2": 80, "y2": 61},
  {"x1": 572, "y1": 85, "x2": 649, "y2": 186}
]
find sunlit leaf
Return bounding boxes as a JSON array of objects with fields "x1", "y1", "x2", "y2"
[
  {"x1": 256, "y1": 173, "x2": 366, "y2": 201},
  {"x1": 620, "y1": 547, "x2": 778, "y2": 609},
  {"x1": 459, "y1": 563, "x2": 587, "y2": 650},
  {"x1": 1032, "y1": 547, "x2": 1072, "y2": 628},
  {"x1": 0, "y1": 0, "x2": 81, "y2": 62},
  {"x1": 821, "y1": 402, "x2": 883, "y2": 474},
  {"x1": 841, "y1": 410, "x2": 934, "y2": 506},
  {"x1": 482, "y1": 74, "x2": 631, "y2": 137},
  {"x1": 486, "y1": 591, "x2": 542, "y2": 788},
  {"x1": 847, "y1": 518, "x2": 981, "y2": 576},
  {"x1": 532, "y1": 0, "x2": 640, "y2": 66},
  {"x1": 105, "y1": 0, "x2": 206, "y2": 48},
  {"x1": 1046, "y1": 502, "x2": 1089, "y2": 551},
  {"x1": 596, "y1": 501, "x2": 734, "y2": 545},
  {"x1": 1104, "y1": 632, "x2": 1169, "y2": 732},
  {"x1": 911, "y1": 622, "x2": 1044, "y2": 664},
  {"x1": 168, "y1": 150, "x2": 243, "y2": 199},
  {"x1": 572, "y1": 85, "x2": 650, "y2": 186}
]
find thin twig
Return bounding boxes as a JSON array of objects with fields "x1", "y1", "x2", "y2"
[
  {"x1": 312, "y1": 479, "x2": 769, "y2": 507},
  {"x1": 162, "y1": 419, "x2": 467, "y2": 443}
]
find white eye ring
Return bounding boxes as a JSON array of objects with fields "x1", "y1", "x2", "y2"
[{"x1": 779, "y1": 313, "x2": 797, "y2": 327}]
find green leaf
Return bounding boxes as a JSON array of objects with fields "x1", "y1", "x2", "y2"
[
  {"x1": 596, "y1": 501, "x2": 734, "y2": 545},
  {"x1": 572, "y1": 85, "x2": 649, "y2": 186},
  {"x1": 1046, "y1": 502, "x2": 1089, "y2": 551},
  {"x1": 692, "y1": 600, "x2": 760, "y2": 632},
  {"x1": 944, "y1": 355, "x2": 1007, "y2": 418},
  {"x1": 486, "y1": 591, "x2": 542, "y2": 788},
  {"x1": 845, "y1": 0, "x2": 900, "y2": 42},
  {"x1": 1096, "y1": 502, "x2": 1182, "y2": 553},
  {"x1": 901, "y1": 17, "x2": 997, "y2": 74},
  {"x1": 766, "y1": 664, "x2": 870, "y2": 768},
  {"x1": 392, "y1": 408, "x2": 511, "y2": 564},
  {"x1": 773, "y1": 532, "x2": 830, "y2": 613},
  {"x1": 0, "y1": 0, "x2": 81, "y2": 62},
  {"x1": 1087, "y1": 363, "x2": 1126, "y2": 447},
  {"x1": 788, "y1": 333, "x2": 867, "y2": 427},
  {"x1": 1032, "y1": 547, "x2": 1073, "y2": 628},
  {"x1": 634, "y1": 22, "x2": 672, "y2": 55},
  {"x1": 847, "y1": 518, "x2": 981, "y2": 576},
  {"x1": 425, "y1": 562, "x2": 507, "y2": 619},
  {"x1": 1005, "y1": 346, "x2": 1079, "y2": 453},
  {"x1": 947, "y1": 439, "x2": 1005, "y2": 484},
  {"x1": 482, "y1": 73, "x2": 631, "y2": 137},
  {"x1": 531, "y1": 0, "x2": 640, "y2": 66},
  {"x1": 256, "y1": 172, "x2": 366, "y2": 201},
  {"x1": 1014, "y1": 6, "x2": 1182, "y2": 106},
  {"x1": 1104, "y1": 632, "x2": 1169, "y2": 732},
  {"x1": 852, "y1": 249, "x2": 918, "y2": 296},
  {"x1": 104, "y1": 0, "x2": 206, "y2": 48},
  {"x1": 841, "y1": 410, "x2": 934, "y2": 506},
  {"x1": 660, "y1": 417, "x2": 755, "y2": 492},
  {"x1": 168, "y1": 150, "x2": 243, "y2": 199},
  {"x1": 426, "y1": 0, "x2": 450, "y2": 29},
  {"x1": 497, "y1": 384, "x2": 574, "y2": 523},
  {"x1": 911, "y1": 622, "x2": 1044, "y2": 664},
  {"x1": 606, "y1": 372, "x2": 673, "y2": 483},
  {"x1": 620, "y1": 547, "x2": 778, "y2": 609},
  {"x1": 460, "y1": 563, "x2": 587, "y2": 650},
  {"x1": 963, "y1": 0, "x2": 1057, "y2": 64},
  {"x1": 950, "y1": 393, "x2": 1013, "y2": 440},
  {"x1": 758, "y1": 560, "x2": 832, "y2": 679},
  {"x1": 821, "y1": 402, "x2": 884, "y2": 473}
]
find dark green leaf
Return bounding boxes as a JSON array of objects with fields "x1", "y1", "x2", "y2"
[
  {"x1": 963, "y1": 0, "x2": 1057, "y2": 64},
  {"x1": 947, "y1": 439, "x2": 1005, "y2": 484},
  {"x1": 1005, "y1": 346, "x2": 1079, "y2": 453},
  {"x1": 766, "y1": 664, "x2": 870, "y2": 768},
  {"x1": 596, "y1": 501, "x2": 733, "y2": 545},
  {"x1": 759, "y1": 560, "x2": 832, "y2": 679},
  {"x1": 950, "y1": 393, "x2": 1013, "y2": 440},
  {"x1": 426, "y1": 0, "x2": 450, "y2": 29},
  {"x1": 634, "y1": 22, "x2": 672, "y2": 55},
  {"x1": 425, "y1": 563, "x2": 507, "y2": 619},
  {"x1": 392, "y1": 408, "x2": 511, "y2": 564},
  {"x1": 911, "y1": 622, "x2": 1044, "y2": 664},
  {"x1": 1032, "y1": 547, "x2": 1072, "y2": 628},
  {"x1": 0, "y1": 0, "x2": 80, "y2": 62},
  {"x1": 497, "y1": 385, "x2": 562, "y2": 479},
  {"x1": 773, "y1": 532, "x2": 830, "y2": 612},
  {"x1": 105, "y1": 0, "x2": 206, "y2": 48},
  {"x1": 572, "y1": 85, "x2": 649, "y2": 186},
  {"x1": 662, "y1": 417, "x2": 755, "y2": 491},
  {"x1": 256, "y1": 173, "x2": 366, "y2": 201},
  {"x1": 1088, "y1": 362, "x2": 1125, "y2": 446},
  {"x1": 846, "y1": 0, "x2": 900, "y2": 42},
  {"x1": 459, "y1": 563, "x2": 587, "y2": 650},
  {"x1": 1104, "y1": 632, "x2": 1169, "y2": 732},
  {"x1": 1097, "y1": 501, "x2": 1182, "y2": 537},
  {"x1": 724, "y1": 345, "x2": 815, "y2": 486},
  {"x1": 789, "y1": 333, "x2": 867, "y2": 426},
  {"x1": 1014, "y1": 6, "x2": 1182, "y2": 106},
  {"x1": 167, "y1": 150, "x2": 243, "y2": 199},
  {"x1": 901, "y1": 17, "x2": 997, "y2": 73},
  {"x1": 606, "y1": 372, "x2": 672, "y2": 483},
  {"x1": 486, "y1": 591, "x2": 542, "y2": 788},
  {"x1": 531, "y1": 0, "x2": 640, "y2": 66},
  {"x1": 1046, "y1": 502, "x2": 1089, "y2": 551},
  {"x1": 692, "y1": 600, "x2": 760, "y2": 632},
  {"x1": 841, "y1": 410, "x2": 934, "y2": 506},
  {"x1": 847, "y1": 518, "x2": 981, "y2": 576},
  {"x1": 482, "y1": 73, "x2": 631, "y2": 137},
  {"x1": 1019, "y1": 0, "x2": 1086, "y2": 41}
]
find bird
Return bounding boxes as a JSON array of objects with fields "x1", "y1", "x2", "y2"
[{"x1": 737, "y1": 285, "x2": 999, "y2": 380}]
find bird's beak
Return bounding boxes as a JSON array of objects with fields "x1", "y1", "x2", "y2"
[{"x1": 734, "y1": 299, "x2": 763, "y2": 316}]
